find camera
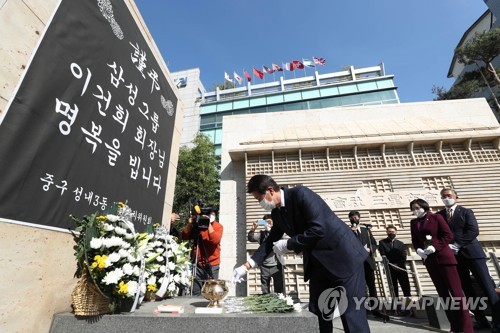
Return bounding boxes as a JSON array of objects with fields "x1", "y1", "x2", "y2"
[{"x1": 191, "y1": 200, "x2": 214, "y2": 230}]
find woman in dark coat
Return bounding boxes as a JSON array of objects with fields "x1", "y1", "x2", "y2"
[{"x1": 410, "y1": 198, "x2": 473, "y2": 333}]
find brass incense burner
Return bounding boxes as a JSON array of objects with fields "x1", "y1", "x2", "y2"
[{"x1": 201, "y1": 279, "x2": 229, "y2": 308}]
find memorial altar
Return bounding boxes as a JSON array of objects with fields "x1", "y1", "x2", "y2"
[{"x1": 49, "y1": 297, "x2": 317, "y2": 333}]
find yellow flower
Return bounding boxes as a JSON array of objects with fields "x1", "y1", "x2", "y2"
[
  {"x1": 118, "y1": 202, "x2": 125, "y2": 208},
  {"x1": 93, "y1": 255, "x2": 108, "y2": 270},
  {"x1": 96, "y1": 215, "x2": 108, "y2": 223},
  {"x1": 90, "y1": 262, "x2": 98, "y2": 270},
  {"x1": 117, "y1": 281, "x2": 128, "y2": 295},
  {"x1": 153, "y1": 223, "x2": 160, "y2": 228},
  {"x1": 147, "y1": 284, "x2": 157, "y2": 292}
]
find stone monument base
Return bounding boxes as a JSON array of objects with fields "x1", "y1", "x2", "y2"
[{"x1": 49, "y1": 297, "x2": 317, "y2": 333}]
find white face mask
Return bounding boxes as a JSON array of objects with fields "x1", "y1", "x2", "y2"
[
  {"x1": 210, "y1": 215, "x2": 215, "y2": 223},
  {"x1": 442, "y1": 198, "x2": 455, "y2": 207},
  {"x1": 413, "y1": 209, "x2": 426, "y2": 218},
  {"x1": 259, "y1": 192, "x2": 276, "y2": 211}
]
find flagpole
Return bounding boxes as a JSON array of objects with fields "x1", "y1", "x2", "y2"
[
  {"x1": 282, "y1": 62, "x2": 286, "y2": 81},
  {"x1": 302, "y1": 58, "x2": 307, "y2": 78}
]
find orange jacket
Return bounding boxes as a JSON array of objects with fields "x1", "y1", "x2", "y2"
[{"x1": 182, "y1": 221, "x2": 223, "y2": 266}]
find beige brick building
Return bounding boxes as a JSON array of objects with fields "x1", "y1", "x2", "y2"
[{"x1": 219, "y1": 98, "x2": 500, "y2": 300}]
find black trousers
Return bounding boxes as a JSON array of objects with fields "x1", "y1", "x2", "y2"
[
  {"x1": 308, "y1": 257, "x2": 370, "y2": 333},
  {"x1": 191, "y1": 264, "x2": 219, "y2": 296},
  {"x1": 389, "y1": 265, "x2": 412, "y2": 298},
  {"x1": 364, "y1": 262, "x2": 378, "y2": 309},
  {"x1": 260, "y1": 263, "x2": 284, "y2": 294},
  {"x1": 457, "y1": 253, "x2": 500, "y2": 326}
]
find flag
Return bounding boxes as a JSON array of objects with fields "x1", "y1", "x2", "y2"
[
  {"x1": 253, "y1": 67, "x2": 264, "y2": 79},
  {"x1": 272, "y1": 63, "x2": 283, "y2": 71},
  {"x1": 313, "y1": 57, "x2": 326, "y2": 65},
  {"x1": 224, "y1": 72, "x2": 233, "y2": 83},
  {"x1": 263, "y1": 66, "x2": 274, "y2": 74},
  {"x1": 292, "y1": 60, "x2": 304, "y2": 69},
  {"x1": 243, "y1": 71, "x2": 251, "y2": 82},
  {"x1": 302, "y1": 59, "x2": 315, "y2": 68},
  {"x1": 233, "y1": 71, "x2": 242, "y2": 84},
  {"x1": 285, "y1": 62, "x2": 294, "y2": 71}
]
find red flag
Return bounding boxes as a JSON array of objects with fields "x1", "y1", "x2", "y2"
[
  {"x1": 285, "y1": 62, "x2": 294, "y2": 71},
  {"x1": 243, "y1": 71, "x2": 251, "y2": 82},
  {"x1": 253, "y1": 67, "x2": 264, "y2": 79},
  {"x1": 263, "y1": 66, "x2": 274, "y2": 74},
  {"x1": 292, "y1": 60, "x2": 304, "y2": 69},
  {"x1": 313, "y1": 57, "x2": 326, "y2": 65},
  {"x1": 272, "y1": 63, "x2": 283, "y2": 71}
]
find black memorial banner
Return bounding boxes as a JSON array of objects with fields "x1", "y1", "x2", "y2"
[{"x1": 0, "y1": 0, "x2": 177, "y2": 231}]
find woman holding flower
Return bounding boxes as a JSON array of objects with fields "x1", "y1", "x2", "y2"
[{"x1": 410, "y1": 198, "x2": 473, "y2": 333}]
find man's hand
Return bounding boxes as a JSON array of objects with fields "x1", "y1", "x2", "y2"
[
  {"x1": 424, "y1": 245, "x2": 436, "y2": 255},
  {"x1": 273, "y1": 240, "x2": 288, "y2": 256},
  {"x1": 449, "y1": 243, "x2": 460, "y2": 255},
  {"x1": 231, "y1": 265, "x2": 248, "y2": 284},
  {"x1": 416, "y1": 248, "x2": 428, "y2": 260}
]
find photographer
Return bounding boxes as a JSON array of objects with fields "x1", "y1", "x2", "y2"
[
  {"x1": 181, "y1": 209, "x2": 223, "y2": 296},
  {"x1": 247, "y1": 215, "x2": 284, "y2": 294}
]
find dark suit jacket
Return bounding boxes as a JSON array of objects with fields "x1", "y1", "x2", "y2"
[
  {"x1": 410, "y1": 212, "x2": 457, "y2": 266},
  {"x1": 437, "y1": 206, "x2": 486, "y2": 259},
  {"x1": 353, "y1": 226, "x2": 377, "y2": 270},
  {"x1": 251, "y1": 186, "x2": 368, "y2": 281},
  {"x1": 379, "y1": 238, "x2": 407, "y2": 268}
]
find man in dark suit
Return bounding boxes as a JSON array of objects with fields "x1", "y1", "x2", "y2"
[
  {"x1": 378, "y1": 225, "x2": 412, "y2": 302},
  {"x1": 232, "y1": 175, "x2": 371, "y2": 333},
  {"x1": 438, "y1": 188, "x2": 500, "y2": 332},
  {"x1": 349, "y1": 211, "x2": 384, "y2": 318}
]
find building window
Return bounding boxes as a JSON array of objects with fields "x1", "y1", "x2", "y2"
[
  {"x1": 471, "y1": 141, "x2": 500, "y2": 162},
  {"x1": 362, "y1": 179, "x2": 393, "y2": 193},
  {"x1": 421, "y1": 176, "x2": 453, "y2": 191}
]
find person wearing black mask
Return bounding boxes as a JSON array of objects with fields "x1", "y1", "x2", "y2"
[
  {"x1": 378, "y1": 225, "x2": 412, "y2": 312},
  {"x1": 349, "y1": 211, "x2": 384, "y2": 319}
]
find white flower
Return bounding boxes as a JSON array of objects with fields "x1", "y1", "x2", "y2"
[
  {"x1": 156, "y1": 255, "x2": 164, "y2": 262},
  {"x1": 132, "y1": 265, "x2": 140, "y2": 276},
  {"x1": 102, "y1": 223, "x2": 114, "y2": 232},
  {"x1": 156, "y1": 247, "x2": 165, "y2": 254},
  {"x1": 108, "y1": 252, "x2": 121, "y2": 263},
  {"x1": 293, "y1": 303, "x2": 302, "y2": 312},
  {"x1": 103, "y1": 236, "x2": 123, "y2": 248},
  {"x1": 124, "y1": 233, "x2": 134, "y2": 240},
  {"x1": 102, "y1": 268, "x2": 124, "y2": 285},
  {"x1": 168, "y1": 282, "x2": 176, "y2": 292},
  {"x1": 118, "y1": 249, "x2": 129, "y2": 258},
  {"x1": 114, "y1": 226, "x2": 127, "y2": 235},
  {"x1": 159, "y1": 266, "x2": 166, "y2": 273},
  {"x1": 168, "y1": 262, "x2": 176, "y2": 271},
  {"x1": 147, "y1": 276, "x2": 157, "y2": 285},
  {"x1": 89, "y1": 237, "x2": 103, "y2": 249},
  {"x1": 127, "y1": 281, "x2": 138, "y2": 297},
  {"x1": 122, "y1": 263, "x2": 134, "y2": 275},
  {"x1": 426, "y1": 235, "x2": 432, "y2": 241},
  {"x1": 285, "y1": 296, "x2": 293, "y2": 306},
  {"x1": 106, "y1": 214, "x2": 120, "y2": 222},
  {"x1": 173, "y1": 274, "x2": 181, "y2": 283},
  {"x1": 278, "y1": 293, "x2": 285, "y2": 300}
]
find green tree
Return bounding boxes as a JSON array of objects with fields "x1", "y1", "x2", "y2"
[
  {"x1": 172, "y1": 133, "x2": 219, "y2": 218},
  {"x1": 433, "y1": 27, "x2": 500, "y2": 111},
  {"x1": 455, "y1": 27, "x2": 500, "y2": 85}
]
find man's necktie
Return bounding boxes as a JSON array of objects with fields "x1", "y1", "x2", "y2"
[{"x1": 447, "y1": 208, "x2": 453, "y2": 222}]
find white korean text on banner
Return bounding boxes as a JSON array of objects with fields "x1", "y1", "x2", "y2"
[{"x1": 0, "y1": 0, "x2": 176, "y2": 231}]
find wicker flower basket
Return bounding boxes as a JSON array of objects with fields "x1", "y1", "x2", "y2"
[{"x1": 71, "y1": 264, "x2": 110, "y2": 316}]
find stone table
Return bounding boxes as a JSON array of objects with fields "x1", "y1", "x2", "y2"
[{"x1": 49, "y1": 297, "x2": 317, "y2": 333}]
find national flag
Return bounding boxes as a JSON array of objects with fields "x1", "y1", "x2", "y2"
[
  {"x1": 233, "y1": 71, "x2": 242, "y2": 84},
  {"x1": 302, "y1": 59, "x2": 315, "y2": 68},
  {"x1": 285, "y1": 62, "x2": 294, "y2": 71},
  {"x1": 243, "y1": 71, "x2": 252, "y2": 82},
  {"x1": 313, "y1": 57, "x2": 326, "y2": 65},
  {"x1": 292, "y1": 60, "x2": 304, "y2": 69},
  {"x1": 272, "y1": 63, "x2": 283, "y2": 71},
  {"x1": 224, "y1": 72, "x2": 233, "y2": 83},
  {"x1": 263, "y1": 66, "x2": 274, "y2": 74},
  {"x1": 253, "y1": 67, "x2": 264, "y2": 79}
]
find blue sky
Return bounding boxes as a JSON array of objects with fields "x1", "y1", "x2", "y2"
[{"x1": 134, "y1": 0, "x2": 488, "y2": 103}]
